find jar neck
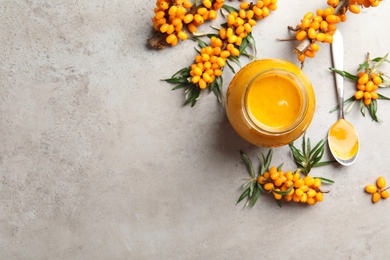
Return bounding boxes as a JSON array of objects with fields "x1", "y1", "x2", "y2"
[{"x1": 243, "y1": 69, "x2": 309, "y2": 135}]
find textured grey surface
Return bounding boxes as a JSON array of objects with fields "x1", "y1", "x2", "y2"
[{"x1": 1, "y1": 0, "x2": 390, "y2": 259}]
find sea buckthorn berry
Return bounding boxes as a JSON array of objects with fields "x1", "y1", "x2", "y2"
[
  {"x1": 372, "y1": 75, "x2": 382, "y2": 85},
  {"x1": 264, "y1": 182, "x2": 274, "y2": 191},
  {"x1": 372, "y1": 192, "x2": 381, "y2": 203},
  {"x1": 327, "y1": 0, "x2": 339, "y2": 7},
  {"x1": 191, "y1": 75, "x2": 200, "y2": 84},
  {"x1": 315, "y1": 192, "x2": 323, "y2": 202},
  {"x1": 199, "y1": 79, "x2": 207, "y2": 89},
  {"x1": 296, "y1": 30, "x2": 307, "y2": 41},
  {"x1": 262, "y1": 6, "x2": 270, "y2": 17},
  {"x1": 313, "y1": 178, "x2": 321, "y2": 189},
  {"x1": 231, "y1": 48, "x2": 240, "y2": 57},
  {"x1": 316, "y1": 33, "x2": 326, "y2": 42},
  {"x1": 202, "y1": 0, "x2": 212, "y2": 8},
  {"x1": 304, "y1": 49, "x2": 315, "y2": 58},
  {"x1": 166, "y1": 34, "x2": 178, "y2": 44},
  {"x1": 263, "y1": 171, "x2": 270, "y2": 179},
  {"x1": 349, "y1": 4, "x2": 361, "y2": 14},
  {"x1": 285, "y1": 171, "x2": 293, "y2": 181},
  {"x1": 295, "y1": 188, "x2": 304, "y2": 197},
  {"x1": 381, "y1": 190, "x2": 389, "y2": 199},
  {"x1": 285, "y1": 194, "x2": 293, "y2": 202},
  {"x1": 364, "y1": 98, "x2": 371, "y2": 106},
  {"x1": 177, "y1": 31, "x2": 188, "y2": 40},
  {"x1": 294, "y1": 178, "x2": 305, "y2": 188},
  {"x1": 363, "y1": 91, "x2": 371, "y2": 100},
  {"x1": 320, "y1": 21, "x2": 328, "y2": 31},
  {"x1": 310, "y1": 21, "x2": 320, "y2": 30},
  {"x1": 310, "y1": 43, "x2": 320, "y2": 52},
  {"x1": 183, "y1": 0, "x2": 192, "y2": 8},
  {"x1": 194, "y1": 14, "x2": 204, "y2": 24},
  {"x1": 240, "y1": 2, "x2": 250, "y2": 9},
  {"x1": 274, "y1": 177, "x2": 284, "y2": 187},
  {"x1": 357, "y1": 84, "x2": 366, "y2": 91},
  {"x1": 308, "y1": 28, "x2": 317, "y2": 39},
  {"x1": 307, "y1": 189, "x2": 317, "y2": 198},
  {"x1": 300, "y1": 193, "x2": 308, "y2": 203},
  {"x1": 365, "y1": 184, "x2": 377, "y2": 194},
  {"x1": 269, "y1": 166, "x2": 277, "y2": 174},
  {"x1": 293, "y1": 172, "x2": 300, "y2": 182},
  {"x1": 354, "y1": 90, "x2": 364, "y2": 100},
  {"x1": 304, "y1": 176, "x2": 315, "y2": 187},
  {"x1": 188, "y1": 23, "x2": 197, "y2": 33},
  {"x1": 371, "y1": 92, "x2": 378, "y2": 100},
  {"x1": 307, "y1": 197, "x2": 317, "y2": 205},
  {"x1": 365, "y1": 81, "x2": 374, "y2": 92},
  {"x1": 273, "y1": 189, "x2": 283, "y2": 200},
  {"x1": 209, "y1": 10, "x2": 217, "y2": 20},
  {"x1": 358, "y1": 73, "x2": 369, "y2": 84},
  {"x1": 377, "y1": 176, "x2": 386, "y2": 189}
]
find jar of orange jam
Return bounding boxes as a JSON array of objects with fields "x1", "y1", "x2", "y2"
[{"x1": 226, "y1": 58, "x2": 316, "y2": 147}]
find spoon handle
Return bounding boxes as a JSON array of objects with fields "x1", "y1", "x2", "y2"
[{"x1": 331, "y1": 30, "x2": 344, "y2": 119}]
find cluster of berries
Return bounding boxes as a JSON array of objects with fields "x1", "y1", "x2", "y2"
[
  {"x1": 292, "y1": 0, "x2": 382, "y2": 63},
  {"x1": 152, "y1": 0, "x2": 224, "y2": 46},
  {"x1": 258, "y1": 166, "x2": 325, "y2": 205},
  {"x1": 365, "y1": 176, "x2": 389, "y2": 203},
  {"x1": 354, "y1": 72, "x2": 382, "y2": 106},
  {"x1": 188, "y1": 0, "x2": 277, "y2": 90}
]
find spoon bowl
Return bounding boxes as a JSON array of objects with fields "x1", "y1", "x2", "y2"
[{"x1": 327, "y1": 30, "x2": 359, "y2": 166}]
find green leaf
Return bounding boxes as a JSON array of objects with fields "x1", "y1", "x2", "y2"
[
  {"x1": 163, "y1": 77, "x2": 189, "y2": 84},
  {"x1": 250, "y1": 188, "x2": 261, "y2": 207},
  {"x1": 226, "y1": 60, "x2": 236, "y2": 74},
  {"x1": 357, "y1": 61, "x2": 369, "y2": 72},
  {"x1": 272, "y1": 185, "x2": 293, "y2": 195},
  {"x1": 172, "y1": 82, "x2": 192, "y2": 90},
  {"x1": 378, "y1": 93, "x2": 390, "y2": 100},
  {"x1": 315, "y1": 177, "x2": 335, "y2": 184},
  {"x1": 329, "y1": 68, "x2": 358, "y2": 82},
  {"x1": 222, "y1": 4, "x2": 239, "y2": 13},
  {"x1": 240, "y1": 151, "x2": 255, "y2": 179},
  {"x1": 371, "y1": 53, "x2": 389, "y2": 74},
  {"x1": 191, "y1": 37, "x2": 208, "y2": 49},
  {"x1": 236, "y1": 188, "x2": 250, "y2": 205}
]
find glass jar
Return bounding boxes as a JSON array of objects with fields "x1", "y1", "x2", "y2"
[{"x1": 226, "y1": 58, "x2": 316, "y2": 147}]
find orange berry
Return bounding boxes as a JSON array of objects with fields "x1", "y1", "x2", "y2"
[
  {"x1": 377, "y1": 176, "x2": 386, "y2": 189},
  {"x1": 372, "y1": 192, "x2": 381, "y2": 203},
  {"x1": 354, "y1": 90, "x2": 364, "y2": 100},
  {"x1": 365, "y1": 184, "x2": 378, "y2": 194}
]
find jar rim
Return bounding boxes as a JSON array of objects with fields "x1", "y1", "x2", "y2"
[{"x1": 243, "y1": 68, "x2": 309, "y2": 135}]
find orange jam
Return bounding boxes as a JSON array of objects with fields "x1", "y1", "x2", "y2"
[
  {"x1": 226, "y1": 59, "x2": 316, "y2": 147},
  {"x1": 328, "y1": 119, "x2": 359, "y2": 160}
]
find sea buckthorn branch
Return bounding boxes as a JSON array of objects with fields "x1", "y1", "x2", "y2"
[
  {"x1": 330, "y1": 53, "x2": 390, "y2": 122},
  {"x1": 288, "y1": 0, "x2": 382, "y2": 67},
  {"x1": 288, "y1": 134, "x2": 335, "y2": 175},
  {"x1": 365, "y1": 176, "x2": 390, "y2": 203},
  {"x1": 161, "y1": 0, "x2": 277, "y2": 106},
  {"x1": 237, "y1": 137, "x2": 334, "y2": 208},
  {"x1": 149, "y1": 0, "x2": 224, "y2": 49}
]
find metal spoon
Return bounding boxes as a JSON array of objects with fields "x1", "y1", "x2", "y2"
[{"x1": 328, "y1": 30, "x2": 359, "y2": 166}]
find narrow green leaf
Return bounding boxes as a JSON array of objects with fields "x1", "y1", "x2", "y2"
[
  {"x1": 222, "y1": 4, "x2": 239, "y2": 14},
  {"x1": 163, "y1": 77, "x2": 189, "y2": 84},
  {"x1": 329, "y1": 68, "x2": 358, "y2": 82},
  {"x1": 191, "y1": 37, "x2": 208, "y2": 49},
  {"x1": 378, "y1": 93, "x2": 390, "y2": 100},
  {"x1": 263, "y1": 149, "x2": 273, "y2": 171},
  {"x1": 240, "y1": 151, "x2": 255, "y2": 178},
  {"x1": 172, "y1": 82, "x2": 192, "y2": 90},
  {"x1": 236, "y1": 188, "x2": 250, "y2": 205},
  {"x1": 315, "y1": 177, "x2": 335, "y2": 184},
  {"x1": 371, "y1": 53, "x2": 388, "y2": 74},
  {"x1": 250, "y1": 188, "x2": 261, "y2": 207},
  {"x1": 272, "y1": 185, "x2": 293, "y2": 195}
]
